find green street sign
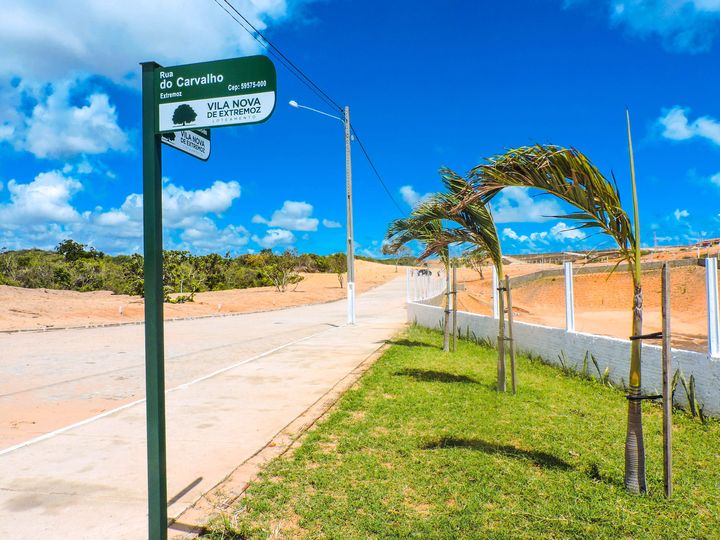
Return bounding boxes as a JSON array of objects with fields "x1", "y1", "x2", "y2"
[
  {"x1": 161, "y1": 128, "x2": 211, "y2": 161},
  {"x1": 155, "y1": 55, "x2": 276, "y2": 133}
]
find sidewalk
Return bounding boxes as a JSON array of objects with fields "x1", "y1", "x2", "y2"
[{"x1": 0, "y1": 278, "x2": 407, "y2": 539}]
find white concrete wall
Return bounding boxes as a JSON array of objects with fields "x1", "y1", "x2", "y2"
[{"x1": 408, "y1": 302, "x2": 720, "y2": 415}]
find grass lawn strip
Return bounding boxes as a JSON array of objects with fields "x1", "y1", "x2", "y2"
[{"x1": 206, "y1": 326, "x2": 720, "y2": 539}]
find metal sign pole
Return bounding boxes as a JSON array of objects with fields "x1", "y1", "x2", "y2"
[
  {"x1": 138, "y1": 54, "x2": 278, "y2": 540},
  {"x1": 141, "y1": 60, "x2": 168, "y2": 540}
]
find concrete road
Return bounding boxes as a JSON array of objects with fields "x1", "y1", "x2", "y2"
[{"x1": 0, "y1": 278, "x2": 406, "y2": 539}]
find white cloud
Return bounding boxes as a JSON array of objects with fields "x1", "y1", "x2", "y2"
[
  {"x1": 549, "y1": 222, "x2": 586, "y2": 241},
  {"x1": 22, "y1": 84, "x2": 129, "y2": 158},
  {"x1": 530, "y1": 231, "x2": 549, "y2": 243},
  {"x1": 399, "y1": 185, "x2": 431, "y2": 208},
  {"x1": 179, "y1": 218, "x2": 249, "y2": 253},
  {"x1": 491, "y1": 187, "x2": 563, "y2": 223},
  {"x1": 659, "y1": 106, "x2": 720, "y2": 146},
  {"x1": 710, "y1": 172, "x2": 720, "y2": 186},
  {"x1": 674, "y1": 208, "x2": 690, "y2": 220},
  {"x1": 0, "y1": 171, "x2": 246, "y2": 253},
  {"x1": 502, "y1": 227, "x2": 529, "y2": 242},
  {"x1": 252, "y1": 200, "x2": 318, "y2": 231},
  {"x1": 0, "y1": 80, "x2": 129, "y2": 159},
  {"x1": 0, "y1": 124, "x2": 13, "y2": 141},
  {"x1": 0, "y1": 1, "x2": 308, "y2": 84},
  {"x1": 163, "y1": 180, "x2": 241, "y2": 228},
  {"x1": 569, "y1": 0, "x2": 720, "y2": 53},
  {"x1": 252, "y1": 228, "x2": 295, "y2": 249},
  {"x1": 322, "y1": 218, "x2": 342, "y2": 229},
  {"x1": 0, "y1": 170, "x2": 82, "y2": 225}
]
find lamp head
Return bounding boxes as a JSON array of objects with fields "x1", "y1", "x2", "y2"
[{"x1": 288, "y1": 100, "x2": 299, "y2": 108}]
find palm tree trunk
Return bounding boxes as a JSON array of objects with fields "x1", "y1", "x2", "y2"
[
  {"x1": 443, "y1": 264, "x2": 451, "y2": 352},
  {"x1": 625, "y1": 282, "x2": 647, "y2": 493}
]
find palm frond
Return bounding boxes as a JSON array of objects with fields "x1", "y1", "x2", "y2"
[
  {"x1": 385, "y1": 215, "x2": 450, "y2": 264},
  {"x1": 464, "y1": 144, "x2": 635, "y2": 266},
  {"x1": 413, "y1": 168, "x2": 504, "y2": 274}
]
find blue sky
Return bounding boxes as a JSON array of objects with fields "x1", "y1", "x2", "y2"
[{"x1": 0, "y1": 0, "x2": 719, "y2": 257}]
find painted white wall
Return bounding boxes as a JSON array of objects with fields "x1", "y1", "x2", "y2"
[{"x1": 408, "y1": 302, "x2": 720, "y2": 415}]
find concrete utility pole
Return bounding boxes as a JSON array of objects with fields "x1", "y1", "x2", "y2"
[
  {"x1": 288, "y1": 99, "x2": 356, "y2": 324},
  {"x1": 344, "y1": 106, "x2": 356, "y2": 324}
]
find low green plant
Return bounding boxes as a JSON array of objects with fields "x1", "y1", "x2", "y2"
[
  {"x1": 673, "y1": 369, "x2": 706, "y2": 423},
  {"x1": 591, "y1": 353, "x2": 612, "y2": 387}
]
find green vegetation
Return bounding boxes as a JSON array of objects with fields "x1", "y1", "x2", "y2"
[
  {"x1": 206, "y1": 327, "x2": 720, "y2": 539},
  {"x1": 0, "y1": 240, "x2": 354, "y2": 298}
]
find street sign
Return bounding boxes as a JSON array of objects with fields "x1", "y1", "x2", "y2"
[
  {"x1": 155, "y1": 55, "x2": 276, "y2": 133},
  {"x1": 161, "y1": 128, "x2": 211, "y2": 161},
  {"x1": 142, "y1": 55, "x2": 278, "y2": 539}
]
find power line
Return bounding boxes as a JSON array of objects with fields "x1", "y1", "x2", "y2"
[
  {"x1": 221, "y1": 0, "x2": 342, "y2": 113},
  {"x1": 351, "y1": 127, "x2": 406, "y2": 215},
  {"x1": 209, "y1": 0, "x2": 337, "y2": 112},
  {"x1": 210, "y1": 0, "x2": 406, "y2": 216}
]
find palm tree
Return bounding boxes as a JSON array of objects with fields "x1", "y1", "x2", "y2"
[
  {"x1": 465, "y1": 143, "x2": 646, "y2": 493},
  {"x1": 385, "y1": 216, "x2": 452, "y2": 351},
  {"x1": 394, "y1": 168, "x2": 508, "y2": 389}
]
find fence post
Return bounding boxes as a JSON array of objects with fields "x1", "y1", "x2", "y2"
[
  {"x1": 492, "y1": 266, "x2": 499, "y2": 319},
  {"x1": 506, "y1": 275, "x2": 517, "y2": 395},
  {"x1": 706, "y1": 258, "x2": 720, "y2": 358},
  {"x1": 564, "y1": 262, "x2": 575, "y2": 332},
  {"x1": 497, "y1": 278, "x2": 506, "y2": 392},
  {"x1": 443, "y1": 267, "x2": 451, "y2": 352},
  {"x1": 406, "y1": 268, "x2": 410, "y2": 303},
  {"x1": 452, "y1": 264, "x2": 458, "y2": 352},
  {"x1": 661, "y1": 263, "x2": 672, "y2": 498}
]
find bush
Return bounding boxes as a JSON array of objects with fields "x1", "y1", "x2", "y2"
[{"x1": 0, "y1": 243, "x2": 360, "y2": 297}]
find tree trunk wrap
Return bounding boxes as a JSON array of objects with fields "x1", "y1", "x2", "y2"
[{"x1": 625, "y1": 284, "x2": 647, "y2": 493}]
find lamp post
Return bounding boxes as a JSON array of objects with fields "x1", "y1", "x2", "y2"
[{"x1": 289, "y1": 100, "x2": 356, "y2": 324}]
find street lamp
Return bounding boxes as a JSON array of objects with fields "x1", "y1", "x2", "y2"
[{"x1": 289, "y1": 99, "x2": 356, "y2": 324}]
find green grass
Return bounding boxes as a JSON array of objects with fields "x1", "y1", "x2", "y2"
[{"x1": 206, "y1": 326, "x2": 720, "y2": 539}]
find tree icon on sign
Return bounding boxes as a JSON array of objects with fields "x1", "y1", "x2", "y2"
[
  {"x1": 172, "y1": 104, "x2": 197, "y2": 126},
  {"x1": 162, "y1": 132, "x2": 176, "y2": 141}
]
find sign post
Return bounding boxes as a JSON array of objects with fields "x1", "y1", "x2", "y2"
[
  {"x1": 140, "y1": 55, "x2": 276, "y2": 540},
  {"x1": 141, "y1": 60, "x2": 167, "y2": 540}
]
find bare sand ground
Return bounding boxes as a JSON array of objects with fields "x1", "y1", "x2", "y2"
[
  {"x1": 0, "y1": 260, "x2": 401, "y2": 332},
  {"x1": 457, "y1": 263, "x2": 707, "y2": 353}
]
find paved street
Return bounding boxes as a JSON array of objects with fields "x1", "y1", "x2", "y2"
[{"x1": 0, "y1": 278, "x2": 406, "y2": 539}]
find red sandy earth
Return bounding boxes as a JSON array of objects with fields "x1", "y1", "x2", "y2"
[{"x1": 457, "y1": 264, "x2": 707, "y2": 353}]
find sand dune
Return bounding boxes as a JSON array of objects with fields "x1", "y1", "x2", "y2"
[{"x1": 457, "y1": 264, "x2": 707, "y2": 353}]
